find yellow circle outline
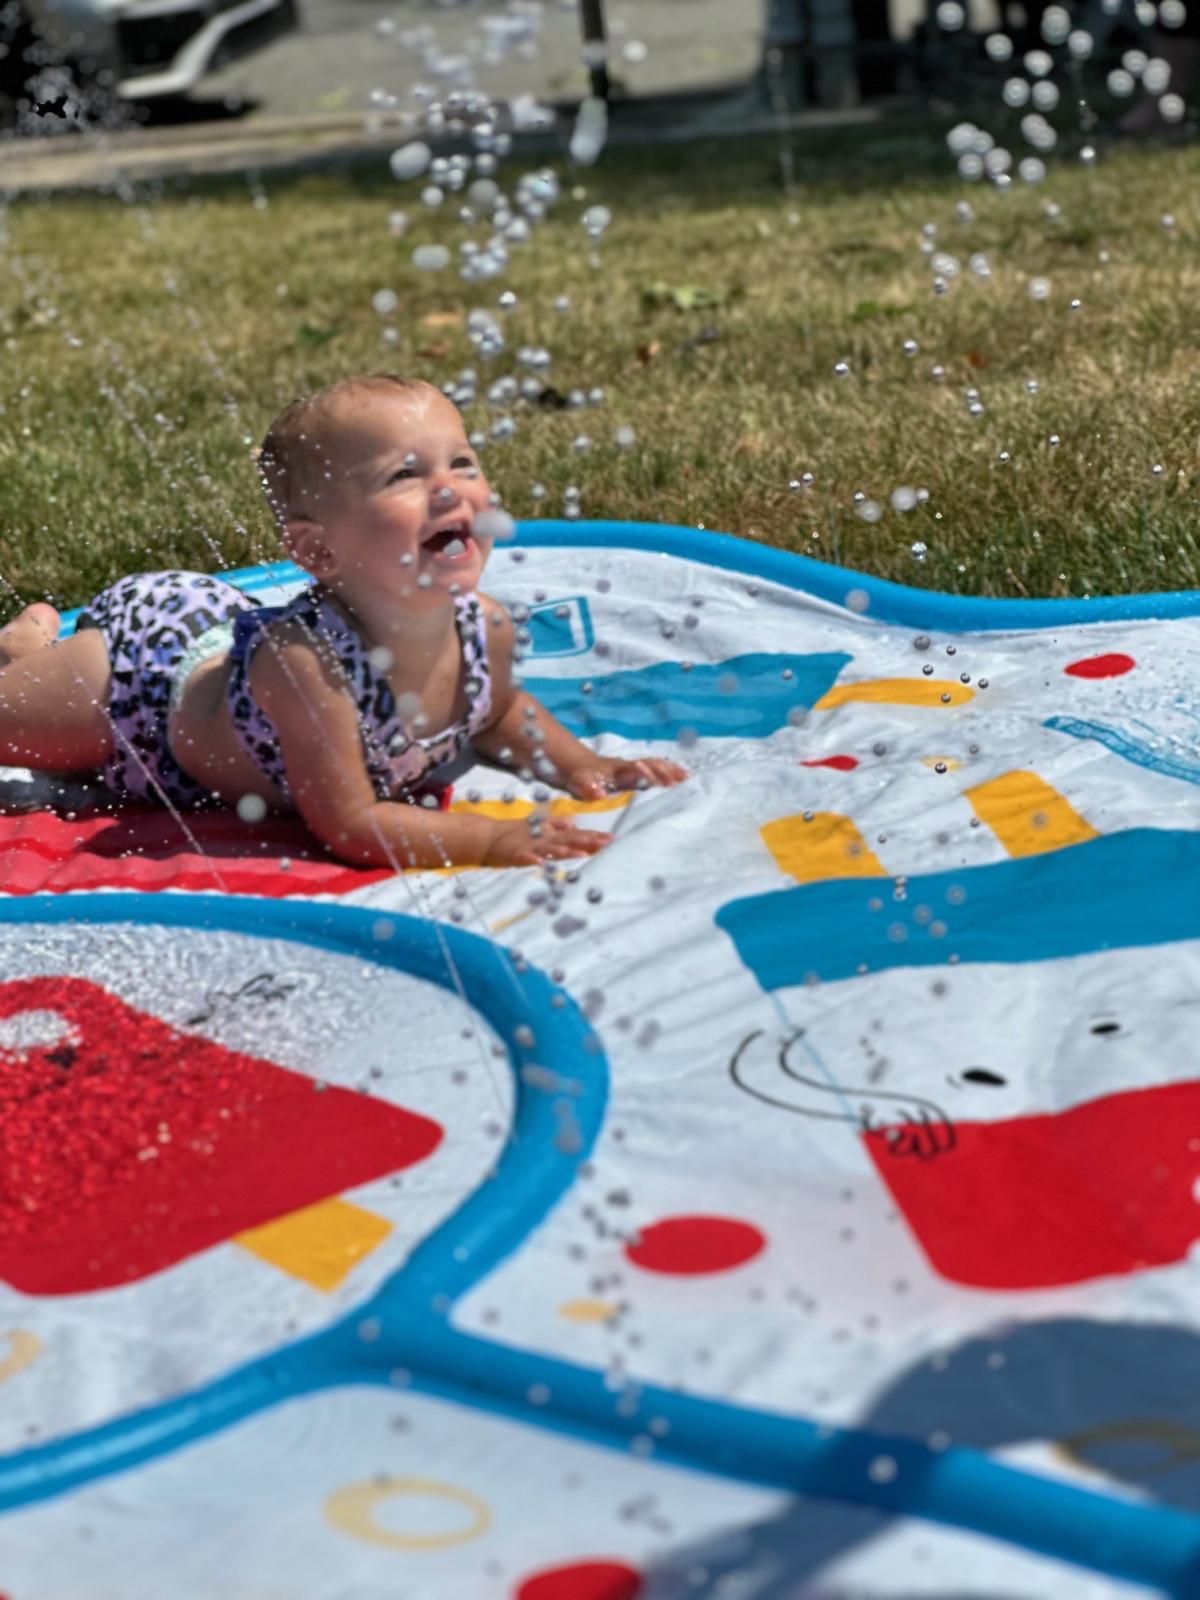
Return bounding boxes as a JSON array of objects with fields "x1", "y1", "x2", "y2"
[
  {"x1": 324, "y1": 1475, "x2": 491, "y2": 1550},
  {"x1": 558, "y1": 1297, "x2": 619, "y2": 1323},
  {"x1": 0, "y1": 1330, "x2": 41, "y2": 1384}
]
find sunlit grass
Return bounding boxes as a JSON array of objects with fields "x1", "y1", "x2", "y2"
[{"x1": 2, "y1": 122, "x2": 1199, "y2": 611}]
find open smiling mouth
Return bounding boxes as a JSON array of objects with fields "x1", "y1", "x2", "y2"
[{"x1": 421, "y1": 522, "x2": 475, "y2": 562}]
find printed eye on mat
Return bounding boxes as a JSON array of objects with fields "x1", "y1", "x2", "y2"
[{"x1": 3, "y1": 522, "x2": 1200, "y2": 1600}]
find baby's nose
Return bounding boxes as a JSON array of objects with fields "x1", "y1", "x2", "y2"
[{"x1": 431, "y1": 484, "x2": 457, "y2": 508}]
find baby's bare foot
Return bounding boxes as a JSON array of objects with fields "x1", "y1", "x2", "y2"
[{"x1": 0, "y1": 603, "x2": 61, "y2": 667}]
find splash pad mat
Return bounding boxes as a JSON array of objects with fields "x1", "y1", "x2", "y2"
[{"x1": 2, "y1": 521, "x2": 1200, "y2": 1599}]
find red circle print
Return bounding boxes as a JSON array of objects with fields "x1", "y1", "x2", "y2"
[
  {"x1": 625, "y1": 1215, "x2": 767, "y2": 1275},
  {"x1": 516, "y1": 1561, "x2": 642, "y2": 1600},
  {"x1": 802, "y1": 755, "x2": 859, "y2": 771},
  {"x1": 1064, "y1": 653, "x2": 1136, "y2": 679}
]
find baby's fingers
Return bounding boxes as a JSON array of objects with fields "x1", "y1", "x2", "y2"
[
  {"x1": 537, "y1": 820, "x2": 614, "y2": 856},
  {"x1": 618, "y1": 758, "x2": 690, "y2": 789}
]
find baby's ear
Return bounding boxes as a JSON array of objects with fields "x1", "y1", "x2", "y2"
[{"x1": 283, "y1": 517, "x2": 338, "y2": 579}]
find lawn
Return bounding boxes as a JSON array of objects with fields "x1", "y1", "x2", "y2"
[{"x1": 2, "y1": 118, "x2": 1199, "y2": 612}]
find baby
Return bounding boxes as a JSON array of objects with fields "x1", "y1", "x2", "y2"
[{"x1": 0, "y1": 373, "x2": 687, "y2": 868}]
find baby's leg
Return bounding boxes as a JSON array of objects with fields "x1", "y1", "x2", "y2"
[{"x1": 0, "y1": 624, "x2": 113, "y2": 772}]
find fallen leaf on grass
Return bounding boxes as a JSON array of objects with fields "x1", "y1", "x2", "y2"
[
  {"x1": 680, "y1": 324, "x2": 721, "y2": 354},
  {"x1": 417, "y1": 342, "x2": 450, "y2": 360},
  {"x1": 966, "y1": 348, "x2": 989, "y2": 368},
  {"x1": 635, "y1": 341, "x2": 662, "y2": 365},
  {"x1": 297, "y1": 322, "x2": 347, "y2": 347},
  {"x1": 1047, "y1": 226, "x2": 1097, "y2": 248},
  {"x1": 640, "y1": 281, "x2": 740, "y2": 312},
  {"x1": 532, "y1": 385, "x2": 570, "y2": 409},
  {"x1": 824, "y1": 238, "x2": 877, "y2": 257},
  {"x1": 849, "y1": 300, "x2": 912, "y2": 323},
  {"x1": 420, "y1": 310, "x2": 463, "y2": 330}
]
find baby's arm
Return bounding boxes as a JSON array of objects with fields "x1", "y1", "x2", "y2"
[
  {"x1": 473, "y1": 596, "x2": 688, "y2": 798},
  {"x1": 249, "y1": 625, "x2": 604, "y2": 869}
]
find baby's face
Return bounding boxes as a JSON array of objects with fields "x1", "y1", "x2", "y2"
[{"x1": 302, "y1": 387, "x2": 495, "y2": 609}]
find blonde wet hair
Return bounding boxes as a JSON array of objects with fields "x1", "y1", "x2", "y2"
[{"x1": 257, "y1": 373, "x2": 446, "y2": 525}]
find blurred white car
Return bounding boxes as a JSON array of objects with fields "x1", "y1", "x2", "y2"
[{"x1": 0, "y1": 0, "x2": 297, "y2": 120}]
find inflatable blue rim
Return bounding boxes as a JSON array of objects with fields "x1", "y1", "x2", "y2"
[
  {"x1": 58, "y1": 518, "x2": 1200, "y2": 633},
  {"x1": 4, "y1": 896, "x2": 1199, "y2": 1592},
  {"x1": 8, "y1": 519, "x2": 1200, "y2": 1592}
]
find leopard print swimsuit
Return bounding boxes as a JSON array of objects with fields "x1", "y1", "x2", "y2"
[
  {"x1": 76, "y1": 570, "x2": 492, "y2": 810},
  {"x1": 224, "y1": 583, "x2": 493, "y2": 807}
]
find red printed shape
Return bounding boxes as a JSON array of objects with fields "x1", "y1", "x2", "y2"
[
  {"x1": 1064, "y1": 653, "x2": 1136, "y2": 679},
  {"x1": 0, "y1": 807, "x2": 388, "y2": 898},
  {"x1": 0, "y1": 976, "x2": 444, "y2": 1295},
  {"x1": 625, "y1": 1215, "x2": 766, "y2": 1276},
  {"x1": 0, "y1": 790, "x2": 451, "y2": 899},
  {"x1": 864, "y1": 1079, "x2": 1200, "y2": 1289},
  {"x1": 516, "y1": 1561, "x2": 642, "y2": 1600},
  {"x1": 801, "y1": 755, "x2": 860, "y2": 771}
]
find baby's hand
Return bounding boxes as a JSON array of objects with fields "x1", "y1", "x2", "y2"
[
  {"x1": 568, "y1": 755, "x2": 690, "y2": 801},
  {"x1": 483, "y1": 815, "x2": 614, "y2": 868}
]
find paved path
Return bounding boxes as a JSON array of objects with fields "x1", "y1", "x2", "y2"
[
  {"x1": 201, "y1": 0, "x2": 762, "y2": 121},
  {"x1": 0, "y1": 2, "x2": 892, "y2": 194}
]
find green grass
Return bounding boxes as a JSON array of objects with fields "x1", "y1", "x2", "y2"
[{"x1": 3, "y1": 119, "x2": 1200, "y2": 613}]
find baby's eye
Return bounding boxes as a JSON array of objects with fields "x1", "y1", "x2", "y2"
[{"x1": 389, "y1": 466, "x2": 418, "y2": 482}]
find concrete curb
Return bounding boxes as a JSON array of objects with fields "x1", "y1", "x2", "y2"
[{"x1": 0, "y1": 89, "x2": 881, "y2": 195}]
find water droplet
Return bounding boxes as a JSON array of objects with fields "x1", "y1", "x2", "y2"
[
  {"x1": 581, "y1": 204, "x2": 612, "y2": 237},
  {"x1": 1003, "y1": 76, "x2": 1031, "y2": 108},
  {"x1": 389, "y1": 141, "x2": 432, "y2": 182},
  {"x1": 475, "y1": 507, "x2": 516, "y2": 541},
  {"x1": 412, "y1": 244, "x2": 451, "y2": 272}
]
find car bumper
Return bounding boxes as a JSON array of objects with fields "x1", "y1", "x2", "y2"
[{"x1": 115, "y1": 0, "x2": 294, "y2": 98}]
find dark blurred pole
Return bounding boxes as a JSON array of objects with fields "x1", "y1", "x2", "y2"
[
  {"x1": 579, "y1": 0, "x2": 611, "y2": 102},
  {"x1": 854, "y1": 0, "x2": 896, "y2": 94},
  {"x1": 761, "y1": 0, "x2": 809, "y2": 108},
  {"x1": 759, "y1": 0, "x2": 860, "y2": 109}
]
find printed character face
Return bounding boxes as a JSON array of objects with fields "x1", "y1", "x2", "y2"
[
  {"x1": 762, "y1": 945, "x2": 1200, "y2": 1118},
  {"x1": 289, "y1": 388, "x2": 495, "y2": 613},
  {"x1": 745, "y1": 944, "x2": 1200, "y2": 1289}
]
